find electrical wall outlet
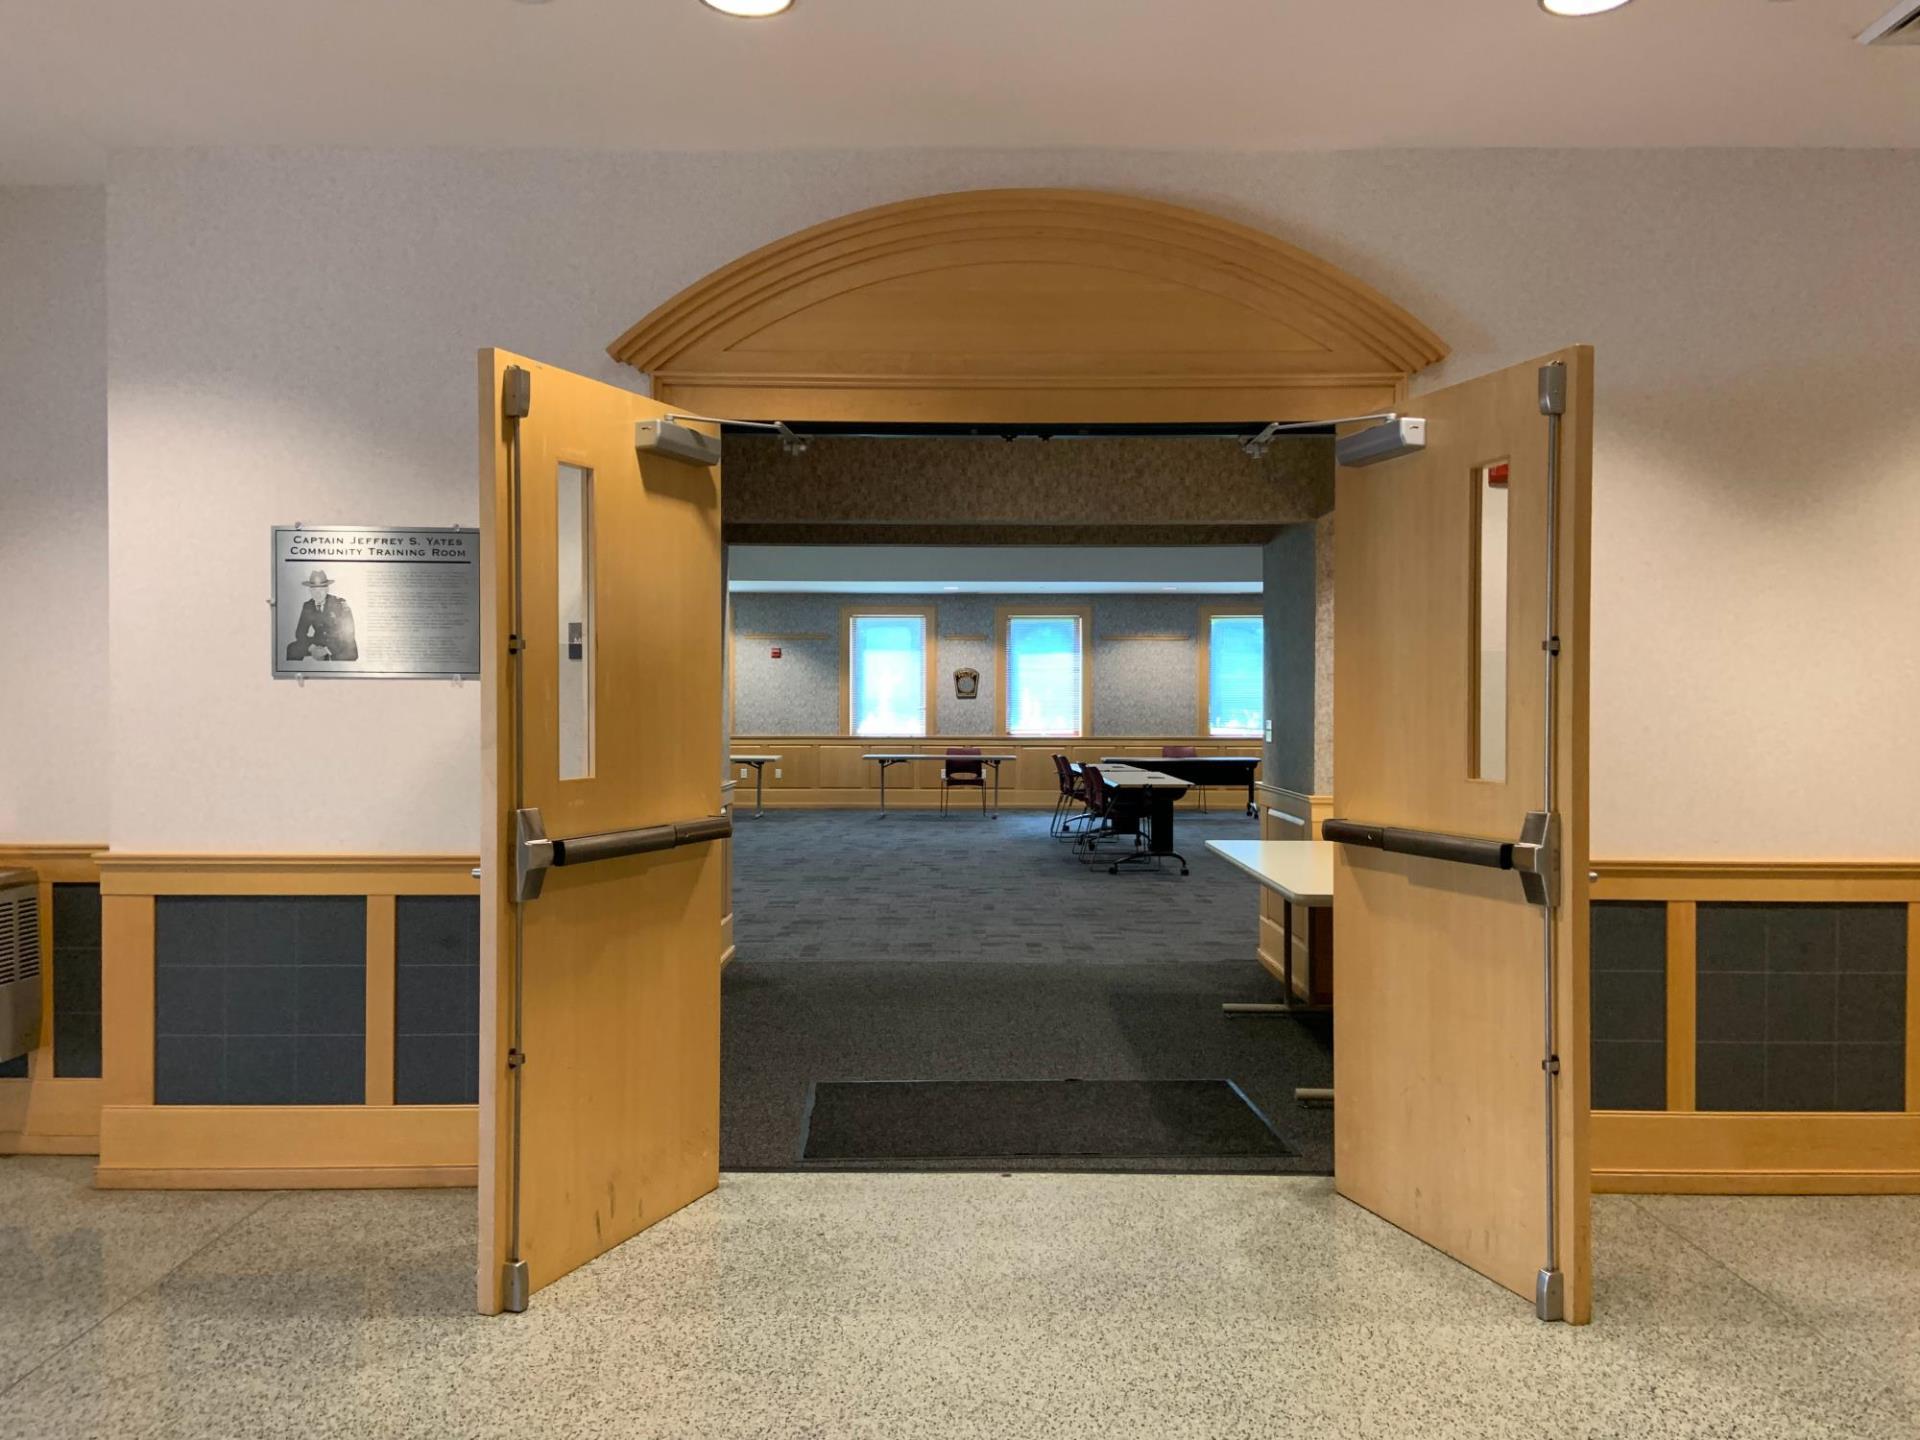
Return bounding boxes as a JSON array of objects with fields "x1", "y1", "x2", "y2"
[{"x1": 774, "y1": 767, "x2": 783, "y2": 778}]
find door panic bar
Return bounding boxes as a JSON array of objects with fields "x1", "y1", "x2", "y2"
[
  {"x1": 513, "y1": 807, "x2": 733, "y2": 902},
  {"x1": 1322, "y1": 810, "x2": 1560, "y2": 910}
]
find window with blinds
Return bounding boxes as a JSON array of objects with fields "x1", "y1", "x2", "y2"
[
  {"x1": 849, "y1": 614, "x2": 929, "y2": 736},
  {"x1": 1207, "y1": 614, "x2": 1264, "y2": 737},
  {"x1": 1005, "y1": 615, "x2": 1085, "y2": 736}
]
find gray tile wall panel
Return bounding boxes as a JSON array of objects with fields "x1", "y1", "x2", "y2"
[
  {"x1": 52, "y1": 883, "x2": 103, "y2": 1077},
  {"x1": 393, "y1": 897, "x2": 480, "y2": 1105},
  {"x1": 152, "y1": 896, "x2": 366, "y2": 1106},
  {"x1": 1696, "y1": 902, "x2": 1906, "y2": 1113},
  {"x1": 1590, "y1": 902, "x2": 1667, "y2": 1111}
]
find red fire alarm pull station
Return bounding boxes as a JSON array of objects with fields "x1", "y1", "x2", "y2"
[{"x1": 771, "y1": 647, "x2": 782, "y2": 659}]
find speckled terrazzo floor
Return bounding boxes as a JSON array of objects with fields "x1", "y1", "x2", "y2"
[{"x1": 4, "y1": 1156, "x2": 1916, "y2": 1439}]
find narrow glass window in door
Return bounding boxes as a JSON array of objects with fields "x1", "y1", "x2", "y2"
[
  {"x1": 1470, "y1": 460, "x2": 1510, "y2": 781},
  {"x1": 556, "y1": 463, "x2": 595, "y2": 779}
]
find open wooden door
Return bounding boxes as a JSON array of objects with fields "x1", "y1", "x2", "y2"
[
  {"x1": 477, "y1": 350, "x2": 727, "y2": 1313},
  {"x1": 1332, "y1": 348, "x2": 1593, "y2": 1322}
]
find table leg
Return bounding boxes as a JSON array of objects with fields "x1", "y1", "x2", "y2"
[
  {"x1": 1223, "y1": 899, "x2": 1332, "y2": 1018},
  {"x1": 991, "y1": 761, "x2": 1001, "y2": 818},
  {"x1": 878, "y1": 760, "x2": 888, "y2": 816},
  {"x1": 754, "y1": 763, "x2": 765, "y2": 818}
]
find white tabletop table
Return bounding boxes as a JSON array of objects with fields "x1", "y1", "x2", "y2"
[
  {"x1": 1206, "y1": 839, "x2": 1339, "y2": 1033},
  {"x1": 1205, "y1": 839, "x2": 1336, "y2": 906},
  {"x1": 1101, "y1": 755, "x2": 1263, "y2": 814},
  {"x1": 1089, "y1": 766, "x2": 1193, "y2": 873},
  {"x1": 860, "y1": 752, "x2": 1019, "y2": 816},
  {"x1": 729, "y1": 754, "x2": 782, "y2": 817}
]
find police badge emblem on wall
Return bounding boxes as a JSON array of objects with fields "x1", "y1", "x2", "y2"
[{"x1": 953, "y1": 667, "x2": 980, "y2": 699}]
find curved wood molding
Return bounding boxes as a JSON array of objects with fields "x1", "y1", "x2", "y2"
[{"x1": 608, "y1": 189, "x2": 1448, "y2": 423}]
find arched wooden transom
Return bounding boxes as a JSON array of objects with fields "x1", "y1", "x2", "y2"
[{"x1": 608, "y1": 189, "x2": 1448, "y2": 425}]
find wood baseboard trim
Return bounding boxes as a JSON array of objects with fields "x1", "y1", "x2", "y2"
[
  {"x1": 0, "y1": 1132, "x2": 99, "y2": 1156},
  {"x1": 99, "y1": 854, "x2": 481, "y2": 897},
  {"x1": 1594, "y1": 1169, "x2": 1920, "y2": 1196},
  {"x1": 1593, "y1": 1110, "x2": 1920, "y2": 1194},
  {"x1": 1590, "y1": 859, "x2": 1920, "y2": 902},
  {"x1": 97, "y1": 1102, "x2": 477, "y2": 1187},
  {"x1": 94, "y1": 1165, "x2": 478, "y2": 1191}
]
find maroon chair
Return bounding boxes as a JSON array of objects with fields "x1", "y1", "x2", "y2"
[
  {"x1": 940, "y1": 746, "x2": 987, "y2": 817},
  {"x1": 1074, "y1": 764, "x2": 1117, "y2": 859},
  {"x1": 1162, "y1": 743, "x2": 1205, "y2": 811},
  {"x1": 1051, "y1": 753, "x2": 1090, "y2": 837}
]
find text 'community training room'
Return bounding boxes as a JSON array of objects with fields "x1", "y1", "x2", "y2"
[{"x1": 2, "y1": 3, "x2": 1918, "y2": 1437}]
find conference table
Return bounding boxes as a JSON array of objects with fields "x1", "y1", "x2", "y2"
[
  {"x1": 1206, "y1": 837, "x2": 1338, "y2": 1103},
  {"x1": 861, "y1": 751, "x2": 1019, "y2": 816},
  {"x1": 1095, "y1": 765, "x2": 1195, "y2": 874},
  {"x1": 729, "y1": 753, "x2": 782, "y2": 817},
  {"x1": 1100, "y1": 754, "x2": 1263, "y2": 815}
]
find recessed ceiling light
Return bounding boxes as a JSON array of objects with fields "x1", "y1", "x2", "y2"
[
  {"x1": 700, "y1": 0, "x2": 794, "y2": 16},
  {"x1": 1539, "y1": 0, "x2": 1634, "y2": 14}
]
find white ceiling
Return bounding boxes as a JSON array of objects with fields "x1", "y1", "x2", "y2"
[{"x1": 2, "y1": 1, "x2": 1916, "y2": 185}]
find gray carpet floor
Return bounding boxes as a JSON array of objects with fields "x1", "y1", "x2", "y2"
[{"x1": 722, "y1": 808, "x2": 1334, "y2": 1173}]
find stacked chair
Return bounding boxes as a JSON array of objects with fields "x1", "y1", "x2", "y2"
[{"x1": 1049, "y1": 753, "x2": 1090, "y2": 836}]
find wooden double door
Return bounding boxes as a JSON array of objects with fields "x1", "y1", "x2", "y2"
[{"x1": 473, "y1": 346, "x2": 1594, "y2": 1323}]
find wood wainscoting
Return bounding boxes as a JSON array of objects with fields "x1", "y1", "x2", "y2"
[
  {"x1": 0, "y1": 844, "x2": 106, "y2": 1155},
  {"x1": 94, "y1": 853, "x2": 481, "y2": 1189},
  {"x1": 1254, "y1": 784, "x2": 1333, "y2": 1003},
  {"x1": 1589, "y1": 860, "x2": 1920, "y2": 1195},
  {"x1": 728, "y1": 735, "x2": 1260, "y2": 811}
]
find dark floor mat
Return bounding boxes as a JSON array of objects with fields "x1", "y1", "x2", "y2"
[{"x1": 799, "y1": 1078, "x2": 1294, "y2": 1162}]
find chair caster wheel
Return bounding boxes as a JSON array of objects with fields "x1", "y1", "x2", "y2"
[
  {"x1": 1108, "y1": 865, "x2": 1118, "y2": 875},
  {"x1": 1181, "y1": 868, "x2": 1190, "y2": 876}
]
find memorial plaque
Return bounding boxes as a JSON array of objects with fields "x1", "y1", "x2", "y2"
[{"x1": 272, "y1": 526, "x2": 479, "y2": 679}]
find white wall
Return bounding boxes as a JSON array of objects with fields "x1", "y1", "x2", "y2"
[
  {"x1": 0, "y1": 187, "x2": 108, "y2": 842},
  {"x1": 90, "y1": 147, "x2": 1920, "y2": 857}
]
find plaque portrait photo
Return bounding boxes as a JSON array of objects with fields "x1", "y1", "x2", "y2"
[{"x1": 272, "y1": 526, "x2": 479, "y2": 679}]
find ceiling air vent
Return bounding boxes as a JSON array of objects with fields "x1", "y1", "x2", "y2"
[{"x1": 1859, "y1": 3, "x2": 1920, "y2": 44}]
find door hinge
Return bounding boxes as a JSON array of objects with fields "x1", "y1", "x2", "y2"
[
  {"x1": 1537, "y1": 362, "x2": 1567, "y2": 417},
  {"x1": 503, "y1": 366, "x2": 531, "y2": 420},
  {"x1": 1510, "y1": 810, "x2": 1561, "y2": 911},
  {"x1": 1535, "y1": 1267, "x2": 1566, "y2": 1322},
  {"x1": 507, "y1": 634, "x2": 525, "y2": 656},
  {"x1": 502, "y1": 1259, "x2": 530, "y2": 1313},
  {"x1": 507, "y1": 1048, "x2": 526, "y2": 1071}
]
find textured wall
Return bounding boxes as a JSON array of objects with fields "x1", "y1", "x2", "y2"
[
  {"x1": 77, "y1": 146, "x2": 1920, "y2": 855},
  {"x1": 725, "y1": 435, "x2": 1330, "y2": 534},
  {"x1": 1314, "y1": 514, "x2": 1334, "y2": 795},
  {"x1": 0, "y1": 187, "x2": 108, "y2": 841},
  {"x1": 731, "y1": 592, "x2": 1248, "y2": 737},
  {"x1": 1264, "y1": 526, "x2": 1316, "y2": 794}
]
